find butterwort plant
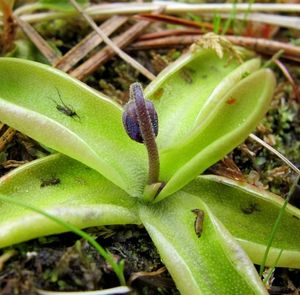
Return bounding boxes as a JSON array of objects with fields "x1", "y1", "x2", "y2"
[{"x1": 0, "y1": 46, "x2": 300, "y2": 294}]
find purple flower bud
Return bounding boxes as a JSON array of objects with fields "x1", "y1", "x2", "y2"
[{"x1": 122, "y1": 99, "x2": 158, "y2": 143}]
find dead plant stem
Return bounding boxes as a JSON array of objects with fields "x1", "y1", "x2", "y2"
[
  {"x1": 274, "y1": 59, "x2": 300, "y2": 103},
  {"x1": 69, "y1": 0, "x2": 155, "y2": 81},
  {"x1": 70, "y1": 19, "x2": 151, "y2": 80},
  {"x1": 131, "y1": 34, "x2": 300, "y2": 61},
  {"x1": 15, "y1": 16, "x2": 60, "y2": 64},
  {"x1": 54, "y1": 16, "x2": 128, "y2": 72}
]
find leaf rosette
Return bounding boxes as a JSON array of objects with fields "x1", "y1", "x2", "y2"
[{"x1": 0, "y1": 46, "x2": 299, "y2": 294}]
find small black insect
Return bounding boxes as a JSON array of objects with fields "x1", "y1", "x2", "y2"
[
  {"x1": 51, "y1": 87, "x2": 79, "y2": 120},
  {"x1": 40, "y1": 177, "x2": 60, "y2": 188},
  {"x1": 241, "y1": 203, "x2": 261, "y2": 215},
  {"x1": 180, "y1": 68, "x2": 194, "y2": 84},
  {"x1": 191, "y1": 209, "x2": 205, "y2": 238}
]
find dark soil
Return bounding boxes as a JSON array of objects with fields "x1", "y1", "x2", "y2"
[{"x1": 0, "y1": 225, "x2": 178, "y2": 295}]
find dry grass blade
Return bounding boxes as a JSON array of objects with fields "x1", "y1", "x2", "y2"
[
  {"x1": 54, "y1": 15, "x2": 128, "y2": 72},
  {"x1": 212, "y1": 12, "x2": 300, "y2": 31},
  {"x1": 85, "y1": 3, "x2": 300, "y2": 15},
  {"x1": 70, "y1": 19, "x2": 151, "y2": 81},
  {"x1": 15, "y1": 11, "x2": 68, "y2": 24},
  {"x1": 15, "y1": 15, "x2": 60, "y2": 64},
  {"x1": 69, "y1": 0, "x2": 155, "y2": 81},
  {"x1": 249, "y1": 133, "x2": 300, "y2": 176},
  {"x1": 10, "y1": 3, "x2": 300, "y2": 25},
  {"x1": 36, "y1": 286, "x2": 132, "y2": 295}
]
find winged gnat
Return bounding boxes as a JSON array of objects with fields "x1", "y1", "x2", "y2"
[{"x1": 51, "y1": 87, "x2": 80, "y2": 120}]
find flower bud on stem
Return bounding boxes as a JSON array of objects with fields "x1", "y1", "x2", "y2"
[{"x1": 123, "y1": 82, "x2": 160, "y2": 186}]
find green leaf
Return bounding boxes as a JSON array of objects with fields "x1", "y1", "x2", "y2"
[
  {"x1": 0, "y1": 194, "x2": 127, "y2": 285},
  {"x1": 182, "y1": 175, "x2": 300, "y2": 268},
  {"x1": 139, "y1": 192, "x2": 268, "y2": 295},
  {"x1": 38, "y1": 0, "x2": 88, "y2": 12},
  {"x1": 145, "y1": 49, "x2": 242, "y2": 150},
  {"x1": 0, "y1": 58, "x2": 147, "y2": 197},
  {"x1": 157, "y1": 68, "x2": 275, "y2": 200},
  {"x1": 6, "y1": 40, "x2": 50, "y2": 64},
  {"x1": 0, "y1": 154, "x2": 139, "y2": 248}
]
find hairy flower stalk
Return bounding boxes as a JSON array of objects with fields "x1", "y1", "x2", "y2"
[{"x1": 123, "y1": 82, "x2": 160, "y2": 185}]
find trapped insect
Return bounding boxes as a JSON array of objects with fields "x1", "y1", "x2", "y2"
[
  {"x1": 51, "y1": 87, "x2": 80, "y2": 120},
  {"x1": 241, "y1": 202, "x2": 261, "y2": 215},
  {"x1": 191, "y1": 209, "x2": 205, "y2": 237},
  {"x1": 40, "y1": 177, "x2": 61, "y2": 188}
]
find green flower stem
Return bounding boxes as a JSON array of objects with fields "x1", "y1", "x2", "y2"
[
  {"x1": 259, "y1": 176, "x2": 299, "y2": 276},
  {"x1": 130, "y1": 83, "x2": 160, "y2": 185},
  {"x1": 263, "y1": 249, "x2": 283, "y2": 284}
]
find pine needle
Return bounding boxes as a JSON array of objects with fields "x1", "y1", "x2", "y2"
[{"x1": 68, "y1": 0, "x2": 155, "y2": 81}]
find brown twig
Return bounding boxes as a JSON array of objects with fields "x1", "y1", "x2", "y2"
[
  {"x1": 70, "y1": 19, "x2": 151, "y2": 81},
  {"x1": 15, "y1": 15, "x2": 60, "y2": 64},
  {"x1": 274, "y1": 59, "x2": 300, "y2": 103},
  {"x1": 135, "y1": 13, "x2": 230, "y2": 33},
  {"x1": 139, "y1": 28, "x2": 202, "y2": 41},
  {"x1": 69, "y1": 0, "x2": 155, "y2": 81},
  {"x1": 226, "y1": 36, "x2": 300, "y2": 59},
  {"x1": 54, "y1": 15, "x2": 128, "y2": 72},
  {"x1": 130, "y1": 34, "x2": 300, "y2": 61},
  {"x1": 0, "y1": 127, "x2": 16, "y2": 152}
]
